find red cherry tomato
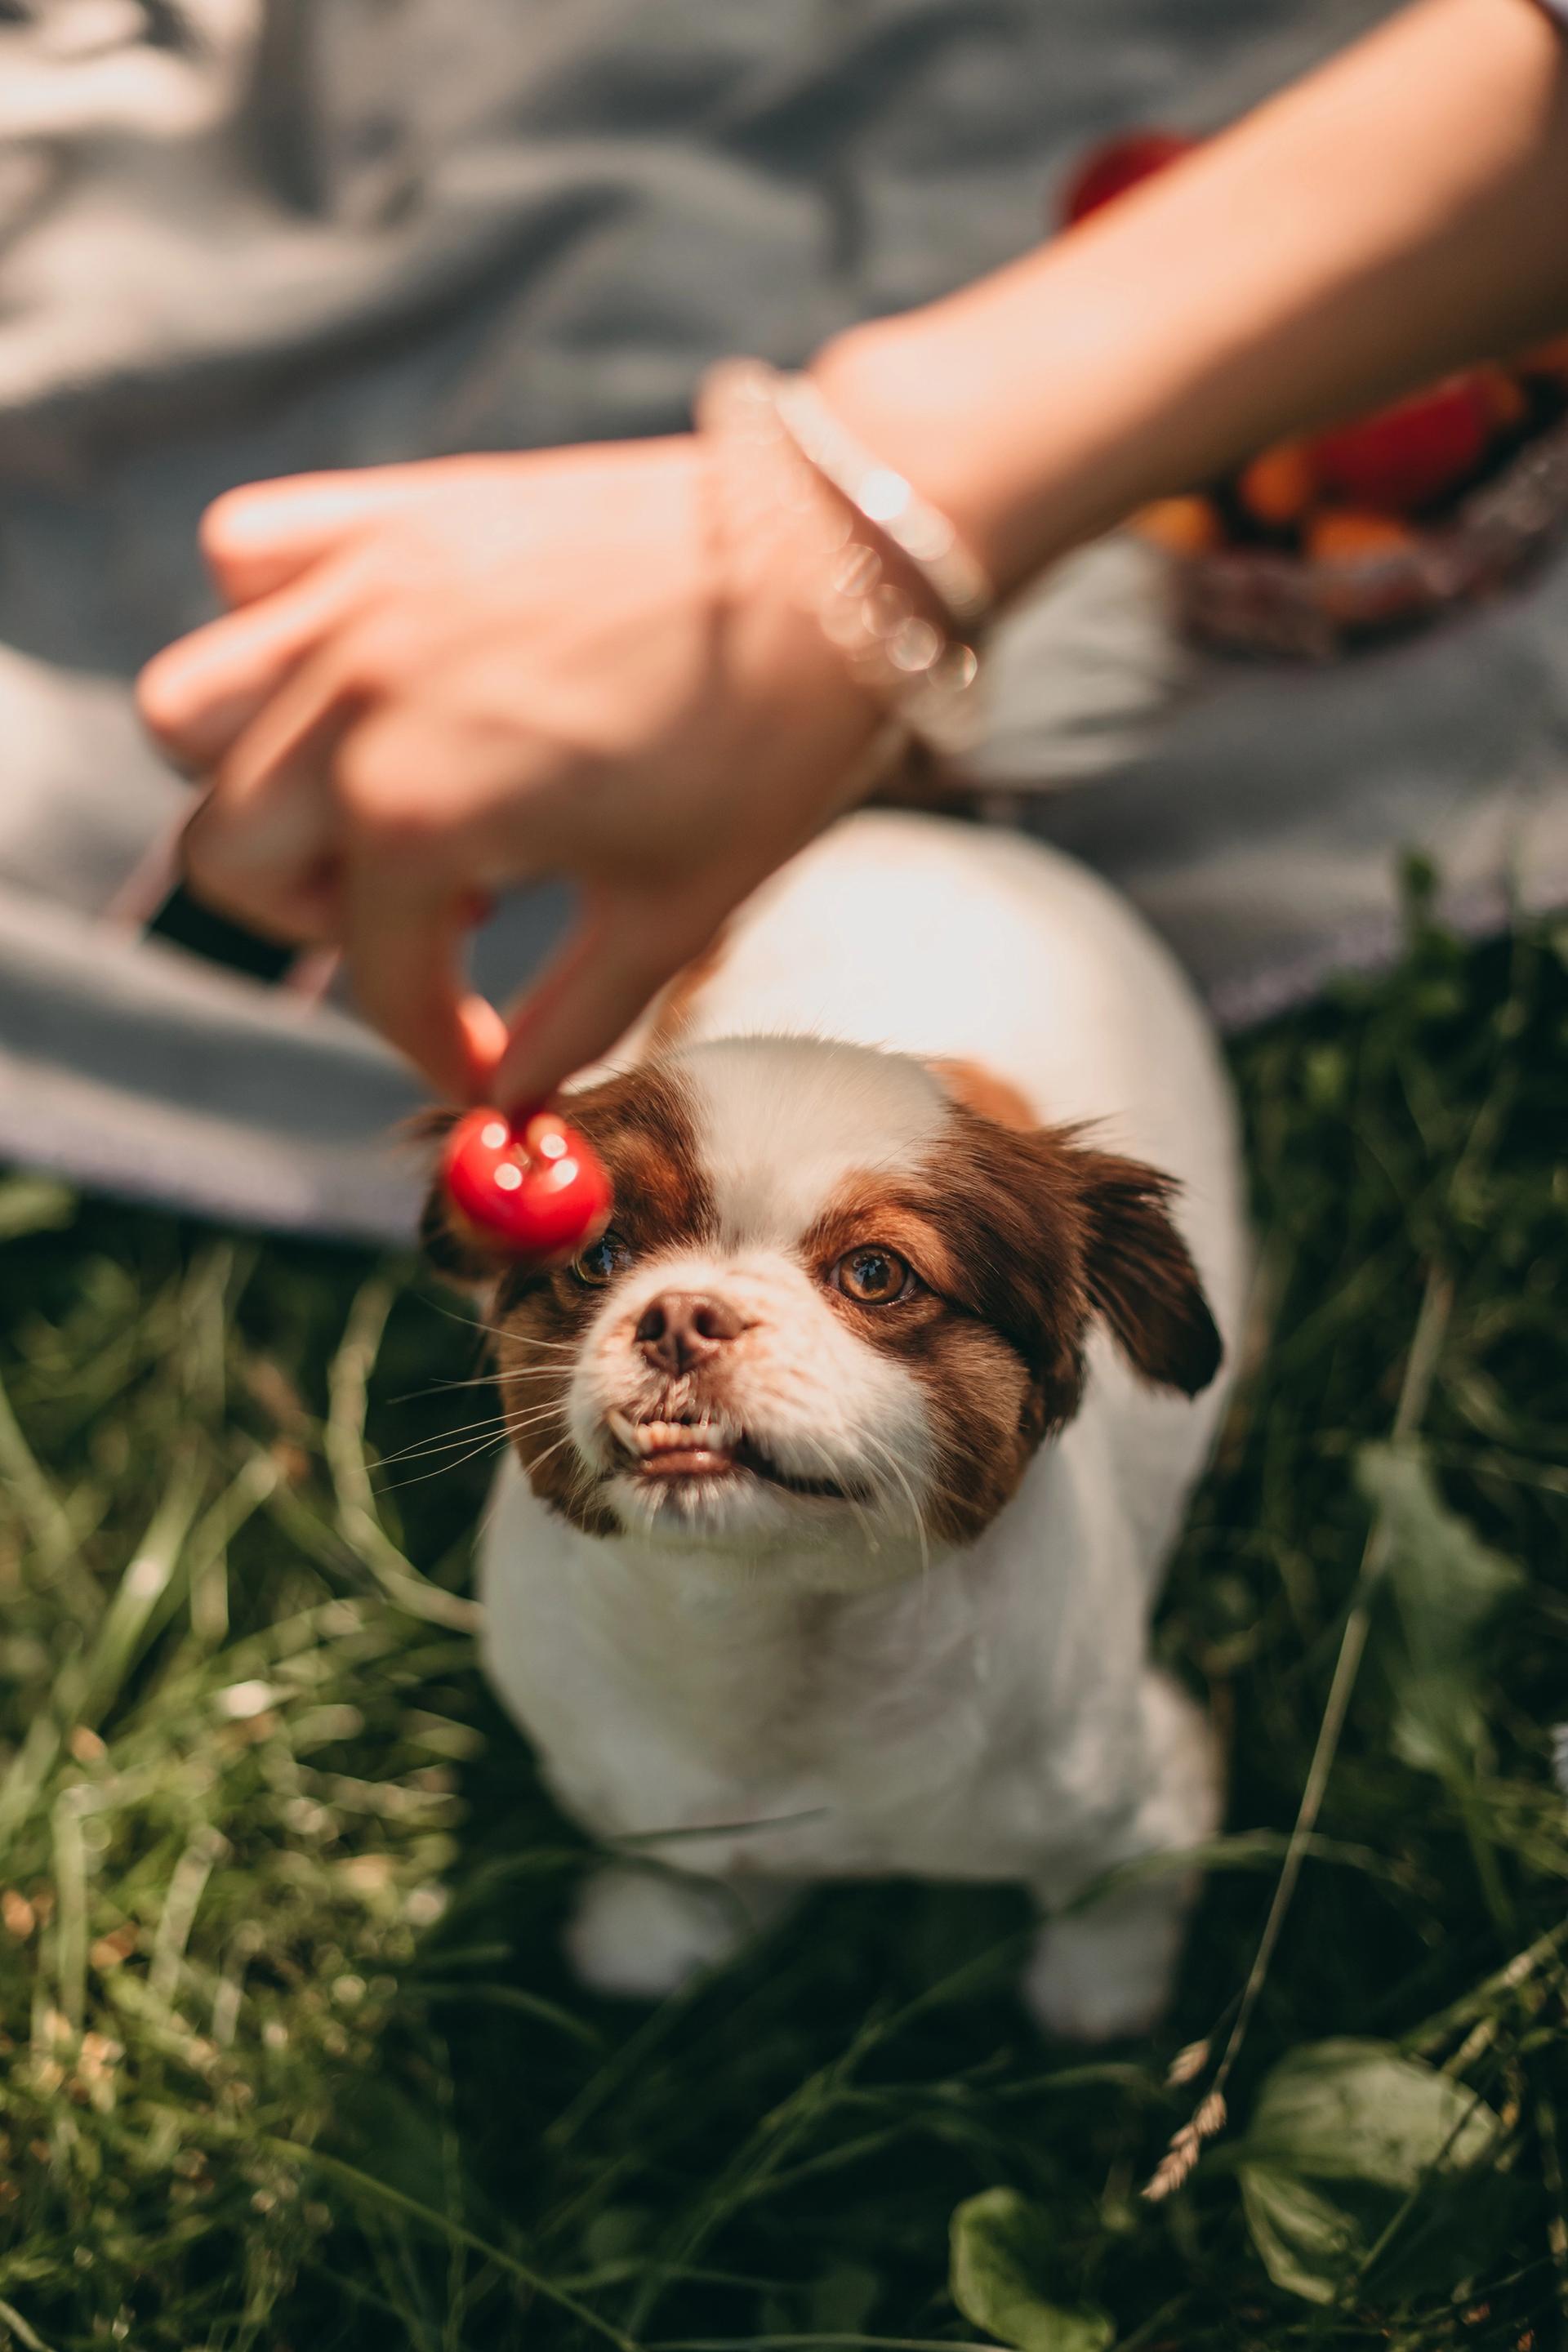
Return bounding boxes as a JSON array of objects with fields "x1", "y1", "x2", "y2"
[
  {"x1": 1311, "y1": 376, "x2": 1494, "y2": 515},
  {"x1": 443, "y1": 1108, "x2": 612, "y2": 1266},
  {"x1": 1058, "y1": 131, "x2": 1196, "y2": 226}
]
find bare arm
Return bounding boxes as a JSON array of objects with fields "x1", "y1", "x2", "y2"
[{"x1": 814, "y1": 0, "x2": 1568, "y2": 595}]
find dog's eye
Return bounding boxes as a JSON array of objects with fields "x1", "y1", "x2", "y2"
[
  {"x1": 572, "y1": 1232, "x2": 628, "y2": 1288},
  {"x1": 834, "y1": 1246, "x2": 913, "y2": 1305}
]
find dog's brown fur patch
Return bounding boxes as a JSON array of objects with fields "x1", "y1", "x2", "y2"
[
  {"x1": 800, "y1": 1107, "x2": 1220, "y2": 1543},
  {"x1": 422, "y1": 1065, "x2": 712, "y2": 1532},
  {"x1": 929, "y1": 1056, "x2": 1037, "y2": 1134}
]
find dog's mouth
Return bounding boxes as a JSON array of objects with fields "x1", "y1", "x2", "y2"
[{"x1": 604, "y1": 1408, "x2": 855, "y2": 1501}]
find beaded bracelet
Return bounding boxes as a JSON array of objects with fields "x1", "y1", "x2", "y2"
[
  {"x1": 697, "y1": 358, "x2": 991, "y2": 755},
  {"x1": 770, "y1": 369, "x2": 993, "y2": 628}
]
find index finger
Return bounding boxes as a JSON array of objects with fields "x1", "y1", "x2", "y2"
[
  {"x1": 200, "y1": 466, "x2": 435, "y2": 605},
  {"x1": 343, "y1": 856, "x2": 505, "y2": 1104},
  {"x1": 136, "y1": 550, "x2": 363, "y2": 770}
]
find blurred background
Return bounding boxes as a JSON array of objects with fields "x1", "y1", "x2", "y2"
[{"x1": 2, "y1": 0, "x2": 1566, "y2": 1238}]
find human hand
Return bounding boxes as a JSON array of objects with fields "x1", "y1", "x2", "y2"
[{"x1": 136, "y1": 440, "x2": 883, "y2": 1108}]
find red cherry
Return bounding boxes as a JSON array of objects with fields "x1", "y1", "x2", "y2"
[
  {"x1": 1058, "y1": 131, "x2": 1196, "y2": 226},
  {"x1": 1310, "y1": 375, "x2": 1494, "y2": 515},
  {"x1": 443, "y1": 1108, "x2": 612, "y2": 1266}
]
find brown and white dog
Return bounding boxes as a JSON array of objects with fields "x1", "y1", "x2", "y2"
[{"x1": 425, "y1": 812, "x2": 1247, "y2": 2040}]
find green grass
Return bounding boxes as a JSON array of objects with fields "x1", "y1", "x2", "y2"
[{"x1": 1, "y1": 888, "x2": 1566, "y2": 2352}]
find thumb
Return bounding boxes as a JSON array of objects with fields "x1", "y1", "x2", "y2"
[{"x1": 490, "y1": 901, "x2": 698, "y2": 1114}]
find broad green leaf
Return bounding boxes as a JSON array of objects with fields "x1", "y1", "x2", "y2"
[
  {"x1": 1237, "y1": 2039, "x2": 1508, "y2": 2305},
  {"x1": 950, "y1": 2189, "x2": 1113, "y2": 2352},
  {"x1": 1241, "y1": 2163, "x2": 1369, "y2": 2303},
  {"x1": 808, "y1": 2259, "x2": 881, "y2": 2337},
  {"x1": 1357, "y1": 1443, "x2": 1522, "y2": 1775}
]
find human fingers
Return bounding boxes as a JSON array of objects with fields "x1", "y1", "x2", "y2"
[
  {"x1": 179, "y1": 781, "x2": 344, "y2": 944},
  {"x1": 490, "y1": 899, "x2": 706, "y2": 1113},
  {"x1": 199, "y1": 466, "x2": 436, "y2": 604},
  {"x1": 136, "y1": 551, "x2": 364, "y2": 772},
  {"x1": 172, "y1": 625, "x2": 375, "y2": 935},
  {"x1": 341, "y1": 852, "x2": 493, "y2": 1103}
]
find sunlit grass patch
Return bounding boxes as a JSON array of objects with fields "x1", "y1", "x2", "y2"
[{"x1": 1, "y1": 898, "x2": 1565, "y2": 2350}]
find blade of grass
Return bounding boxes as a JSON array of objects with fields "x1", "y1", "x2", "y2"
[
  {"x1": 1147, "y1": 1265, "x2": 1452, "y2": 2195},
  {"x1": 263, "y1": 2137, "x2": 641, "y2": 2351},
  {"x1": 327, "y1": 1277, "x2": 483, "y2": 1633},
  {"x1": 0, "y1": 1357, "x2": 79, "y2": 1579},
  {"x1": 74, "y1": 1448, "x2": 207, "y2": 1731},
  {"x1": 0, "y1": 2292, "x2": 56, "y2": 2352}
]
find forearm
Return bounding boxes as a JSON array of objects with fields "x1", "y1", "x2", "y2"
[{"x1": 811, "y1": 0, "x2": 1568, "y2": 598}]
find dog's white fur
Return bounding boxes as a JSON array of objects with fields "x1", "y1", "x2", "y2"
[{"x1": 477, "y1": 812, "x2": 1247, "y2": 2038}]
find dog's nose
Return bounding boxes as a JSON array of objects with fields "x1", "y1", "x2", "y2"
[{"x1": 634, "y1": 1291, "x2": 746, "y2": 1377}]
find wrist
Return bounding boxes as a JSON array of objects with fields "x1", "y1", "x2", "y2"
[
  {"x1": 697, "y1": 360, "x2": 987, "y2": 755},
  {"x1": 808, "y1": 293, "x2": 1154, "y2": 604},
  {"x1": 807, "y1": 317, "x2": 1046, "y2": 603}
]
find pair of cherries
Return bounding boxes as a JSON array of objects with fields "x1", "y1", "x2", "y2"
[{"x1": 443, "y1": 1106, "x2": 612, "y2": 1266}]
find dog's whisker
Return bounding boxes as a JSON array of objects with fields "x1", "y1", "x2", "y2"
[
  {"x1": 376, "y1": 1410, "x2": 517, "y2": 1463},
  {"x1": 378, "y1": 1396, "x2": 566, "y2": 1459},
  {"x1": 521, "y1": 1430, "x2": 579, "y2": 1481},
  {"x1": 375, "y1": 1403, "x2": 568, "y2": 1483},
  {"x1": 855, "y1": 1428, "x2": 929, "y2": 1571},
  {"x1": 794, "y1": 1430, "x2": 880, "y2": 1553},
  {"x1": 504, "y1": 1406, "x2": 571, "y2": 1438},
  {"x1": 373, "y1": 1433, "x2": 515, "y2": 1491},
  {"x1": 389, "y1": 1370, "x2": 506, "y2": 1402},
  {"x1": 372, "y1": 1428, "x2": 510, "y2": 1468},
  {"x1": 428, "y1": 1302, "x2": 581, "y2": 1348},
  {"x1": 423, "y1": 1298, "x2": 530, "y2": 1346}
]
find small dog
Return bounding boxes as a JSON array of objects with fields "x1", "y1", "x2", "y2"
[{"x1": 425, "y1": 812, "x2": 1247, "y2": 2040}]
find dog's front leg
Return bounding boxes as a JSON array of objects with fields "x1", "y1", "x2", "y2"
[
  {"x1": 566, "y1": 1865, "x2": 800, "y2": 2000},
  {"x1": 1023, "y1": 1869, "x2": 1203, "y2": 2043},
  {"x1": 1022, "y1": 1667, "x2": 1221, "y2": 2043}
]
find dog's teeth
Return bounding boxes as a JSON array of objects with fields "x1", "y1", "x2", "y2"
[
  {"x1": 608, "y1": 1416, "x2": 729, "y2": 1459},
  {"x1": 607, "y1": 1407, "x2": 739, "y2": 1468}
]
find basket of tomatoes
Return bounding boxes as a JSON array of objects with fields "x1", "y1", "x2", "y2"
[{"x1": 1059, "y1": 132, "x2": 1568, "y2": 659}]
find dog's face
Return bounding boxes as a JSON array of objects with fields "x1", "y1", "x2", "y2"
[{"x1": 425, "y1": 1038, "x2": 1221, "y2": 1583}]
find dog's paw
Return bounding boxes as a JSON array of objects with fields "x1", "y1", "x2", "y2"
[
  {"x1": 564, "y1": 1868, "x2": 754, "y2": 1999},
  {"x1": 1022, "y1": 1892, "x2": 1186, "y2": 2044}
]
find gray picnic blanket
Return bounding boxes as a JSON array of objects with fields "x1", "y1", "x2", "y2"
[{"x1": 2, "y1": 0, "x2": 1566, "y2": 1243}]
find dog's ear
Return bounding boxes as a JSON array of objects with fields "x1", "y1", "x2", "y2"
[
  {"x1": 928, "y1": 1096, "x2": 1222, "y2": 1407},
  {"x1": 1070, "y1": 1147, "x2": 1223, "y2": 1397}
]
